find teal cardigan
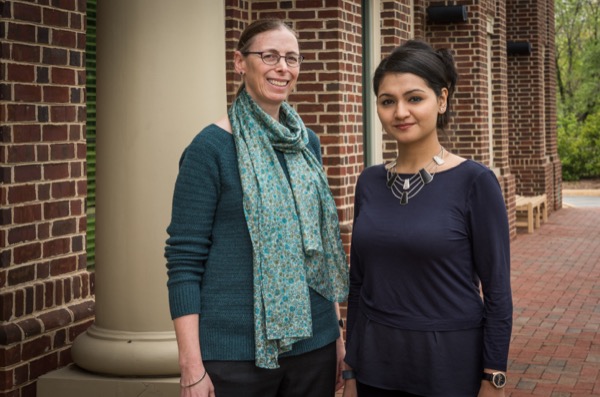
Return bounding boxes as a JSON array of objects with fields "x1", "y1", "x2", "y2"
[{"x1": 165, "y1": 124, "x2": 340, "y2": 362}]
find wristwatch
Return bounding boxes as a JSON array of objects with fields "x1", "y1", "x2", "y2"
[
  {"x1": 338, "y1": 318, "x2": 344, "y2": 328},
  {"x1": 482, "y1": 372, "x2": 507, "y2": 388},
  {"x1": 342, "y1": 370, "x2": 356, "y2": 380}
]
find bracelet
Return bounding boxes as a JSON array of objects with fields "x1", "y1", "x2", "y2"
[
  {"x1": 180, "y1": 369, "x2": 207, "y2": 388},
  {"x1": 342, "y1": 370, "x2": 356, "y2": 380}
]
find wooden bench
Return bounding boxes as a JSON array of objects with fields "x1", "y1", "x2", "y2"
[{"x1": 515, "y1": 194, "x2": 548, "y2": 233}]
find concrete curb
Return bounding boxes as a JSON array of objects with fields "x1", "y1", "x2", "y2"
[{"x1": 562, "y1": 189, "x2": 600, "y2": 196}]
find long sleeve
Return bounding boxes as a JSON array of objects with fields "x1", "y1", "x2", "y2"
[
  {"x1": 467, "y1": 170, "x2": 513, "y2": 370},
  {"x1": 165, "y1": 130, "x2": 222, "y2": 319},
  {"x1": 346, "y1": 176, "x2": 363, "y2": 346}
]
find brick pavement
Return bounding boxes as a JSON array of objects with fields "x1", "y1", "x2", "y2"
[
  {"x1": 336, "y1": 207, "x2": 600, "y2": 397},
  {"x1": 507, "y1": 207, "x2": 600, "y2": 397}
]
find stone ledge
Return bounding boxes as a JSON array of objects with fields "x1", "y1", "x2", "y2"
[{"x1": 37, "y1": 364, "x2": 180, "y2": 397}]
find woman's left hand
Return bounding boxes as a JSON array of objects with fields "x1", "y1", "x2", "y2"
[
  {"x1": 335, "y1": 336, "x2": 346, "y2": 391},
  {"x1": 477, "y1": 381, "x2": 506, "y2": 397}
]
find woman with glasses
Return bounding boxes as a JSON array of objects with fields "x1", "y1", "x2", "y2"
[{"x1": 165, "y1": 19, "x2": 349, "y2": 397}]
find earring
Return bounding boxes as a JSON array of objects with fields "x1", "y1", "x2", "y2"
[{"x1": 240, "y1": 71, "x2": 244, "y2": 76}]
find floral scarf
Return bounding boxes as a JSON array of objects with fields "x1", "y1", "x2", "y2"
[{"x1": 228, "y1": 89, "x2": 348, "y2": 369}]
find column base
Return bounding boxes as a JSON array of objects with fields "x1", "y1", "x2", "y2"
[
  {"x1": 37, "y1": 365, "x2": 180, "y2": 397},
  {"x1": 71, "y1": 324, "x2": 180, "y2": 376}
]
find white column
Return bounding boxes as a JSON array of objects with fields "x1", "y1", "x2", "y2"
[{"x1": 70, "y1": 0, "x2": 227, "y2": 376}]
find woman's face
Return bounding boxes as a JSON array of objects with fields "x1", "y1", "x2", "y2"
[
  {"x1": 235, "y1": 27, "x2": 300, "y2": 118},
  {"x1": 376, "y1": 72, "x2": 447, "y2": 146}
]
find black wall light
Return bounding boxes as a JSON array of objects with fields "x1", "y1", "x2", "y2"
[
  {"x1": 426, "y1": 5, "x2": 468, "y2": 23},
  {"x1": 507, "y1": 41, "x2": 532, "y2": 55}
]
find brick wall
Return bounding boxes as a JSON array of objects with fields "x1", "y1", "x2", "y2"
[
  {"x1": 379, "y1": 0, "x2": 413, "y2": 160},
  {"x1": 0, "y1": 1, "x2": 95, "y2": 396}
]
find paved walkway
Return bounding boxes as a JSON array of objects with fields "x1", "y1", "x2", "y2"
[{"x1": 508, "y1": 207, "x2": 600, "y2": 396}]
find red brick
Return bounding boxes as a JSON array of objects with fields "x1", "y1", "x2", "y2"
[
  {"x1": 37, "y1": 144, "x2": 49, "y2": 161},
  {"x1": 0, "y1": 344, "x2": 21, "y2": 367},
  {"x1": 43, "y1": 237, "x2": 71, "y2": 257},
  {"x1": 51, "y1": 67, "x2": 76, "y2": 85},
  {"x1": 12, "y1": 243, "x2": 41, "y2": 265},
  {"x1": 7, "y1": 225, "x2": 37, "y2": 245},
  {"x1": 43, "y1": 281, "x2": 54, "y2": 307},
  {"x1": 35, "y1": 283, "x2": 44, "y2": 311},
  {"x1": 42, "y1": 124, "x2": 68, "y2": 141},
  {"x1": 52, "y1": 29, "x2": 77, "y2": 48},
  {"x1": 0, "y1": 294, "x2": 15, "y2": 323},
  {"x1": 13, "y1": 204, "x2": 42, "y2": 224},
  {"x1": 50, "y1": 105, "x2": 76, "y2": 122},
  {"x1": 13, "y1": 124, "x2": 42, "y2": 143},
  {"x1": 6, "y1": 104, "x2": 37, "y2": 122},
  {"x1": 43, "y1": 86, "x2": 70, "y2": 103},
  {"x1": 8, "y1": 144, "x2": 35, "y2": 163},
  {"x1": 42, "y1": 47, "x2": 68, "y2": 65},
  {"x1": 7, "y1": 22, "x2": 36, "y2": 43},
  {"x1": 50, "y1": 143, "x2": 75, "y2": 160},
  {"x1": 14, "y1": 165, "x2": 42, "y2": 183},
  {"x1": 29, "y1": 351, "x2": 59, "y2": 380},
  {"x1": 44, "y1": 163, "x2": 70, "y2": 180},
  {"x1": 43, "y1": 8, "x2": 70, "y2": 27},
  {"x1": 51, "y1": 218, "x2": 76, "y2": 236},
  {"x1": 49, "y1": 256, "x2": 76, "y2": 277},
  {"x1": 12, "y1": 44, "x2": 41, "y2": 63},
  {"x1": 68, "y1": 318, "x2": 93, "y2": 342},
  {"x1": 38, "y1": 308, "x2": 71, "y2": 331},
  {"x1": 22, "y1": 335, "x2": 52, "y2": 361},
  {"x1": 37, "y1": 222, "x2": 50, "y2": 239},
  {"x1": 8, "y1": 184, "x2": 36, "y2": 204},
  {"x1": 13, "y1": 3, "x2": 43, "y2": 23},
  {"x1": 53, "y1": 328, "x2": 68, "y2": 350},
  {"x1": 51, "y1": 180, "x2": 76, "y2": 199}
]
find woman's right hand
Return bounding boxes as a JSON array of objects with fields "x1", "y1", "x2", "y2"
[
  {"x1": 180, "y1": 369, "x2": 215, "y2": 397},
  {"x1": 341, "y1": 379, "x2": 358, "y2": 397}
]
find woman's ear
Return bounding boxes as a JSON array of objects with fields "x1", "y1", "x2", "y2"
[
  {"x1": 438, "y1": 87, "x2": 449, "y2": 113},
  {"x1": 234, "y1": 50, "x2": 245, "y2": 75}
]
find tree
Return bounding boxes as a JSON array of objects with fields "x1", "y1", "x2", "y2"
[{"x1": 555, "y1": 0, "x2": 600, "y2": 179}]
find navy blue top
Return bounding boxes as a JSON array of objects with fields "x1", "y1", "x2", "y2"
[{"x1": 346, "y1": 160, "x2": 512, "y2": 372}]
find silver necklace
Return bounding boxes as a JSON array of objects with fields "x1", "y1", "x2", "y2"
[{"x1": 385, "y1": 147, "x2": 445, "y2": 205}]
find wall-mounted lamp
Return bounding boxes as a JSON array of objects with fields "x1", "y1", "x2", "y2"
[
  {"x1": 507, "y1": 41, "x2": 532, "y2": 55},
  {"x1": 426, "y1": 5, "x2": 468, "y2": 23}
]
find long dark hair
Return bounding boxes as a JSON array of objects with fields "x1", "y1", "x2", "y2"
[
  {"x1": 373, "y1": 40, "x2": 458, "y2": 130},
  {"x1": 235, "y1": 19, "x2": 298, "y2": 97}
]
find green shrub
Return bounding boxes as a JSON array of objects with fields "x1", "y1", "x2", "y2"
[{"x1": 558, "y1": 111, "x2": 600, "y2": 181}]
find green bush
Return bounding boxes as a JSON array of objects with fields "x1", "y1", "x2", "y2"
[{"x1": 558, "y1": 111, "x2": 600, "y2": 181}]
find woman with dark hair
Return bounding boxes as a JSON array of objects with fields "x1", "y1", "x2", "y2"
[
  {"x1": 342, "y1": 40, "x2": 513, "y2": 397},
  {"x1": 165, "y1": 19, "x2": 348, "y2": 397}
]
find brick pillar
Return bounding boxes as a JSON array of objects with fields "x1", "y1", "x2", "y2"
[
  {"x1": 542, "y1": 0, "x2": 562, "y2": 210},
  {"x1": 507, "y1": 0, "x2": 557, "y2": 212},
  {"x1": 0, "y1": 1, "x2": 95, "y2": 396}
]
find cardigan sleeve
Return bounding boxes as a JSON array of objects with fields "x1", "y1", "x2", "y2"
[
  {"x1": 307, "y1": 128, "x2": 323, "y2": 164},
  {"x1": 165, "y1": 130, "x2": 221, "y2": 319},
  {"x1": 466, "y1": 170, "x2": 513, "y2": 370}
]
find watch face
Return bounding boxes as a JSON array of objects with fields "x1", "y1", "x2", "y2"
[{"x1": 492, "y1": 372, "x2": 507, "y2": 388}]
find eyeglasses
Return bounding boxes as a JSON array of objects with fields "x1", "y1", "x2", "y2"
[{"x1": 243, "y1": 51, "x2": 304, "y2": 67}]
